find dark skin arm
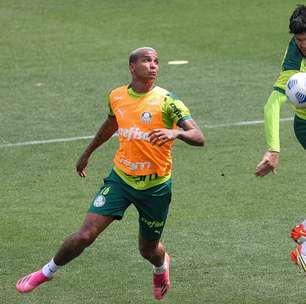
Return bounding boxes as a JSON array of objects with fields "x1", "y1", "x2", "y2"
[
  {"x1": 76, "y1": 115, "x2": 118, "y2": 177},
  {"x1": 148, "y1": 119, "x2": 205, "y2": 147}
]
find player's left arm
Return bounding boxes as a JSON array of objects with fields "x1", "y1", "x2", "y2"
[
  {"x1": 149, "y1": 118, "x2": 205, "y2": 146},
  {"x1": 149, "y1": 94, "x2": 205, "y2": 146},
  {"x1": 177, "y1": 118, "x2": 205, "y2": 146}
]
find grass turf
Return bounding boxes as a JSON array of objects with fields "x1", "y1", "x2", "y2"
[{"x1": 1, "y1": 1, "x2": 306, "y2": 303}]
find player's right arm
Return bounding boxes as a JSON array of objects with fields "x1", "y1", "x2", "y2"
[
  {"x1": 76, "y1": 96, "x2": 118, "y2": 177},
  {"x1": 255, "y1": 91, "x2": 287, "y2": 177},
  {"x1": 255, "y1": 38, "x2": 301, "y2": 177}
]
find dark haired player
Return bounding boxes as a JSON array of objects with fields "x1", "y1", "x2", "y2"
[{"x1": 255, "y1": 5, "x2": 306, "y2": 271}]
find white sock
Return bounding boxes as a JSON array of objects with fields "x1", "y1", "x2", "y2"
[
  {"x1": 153, "y1": 259, "x2": 167, "y2": 274},
  {"x1": 42, "y1": 259, "x2": 60, "y2": 278}
]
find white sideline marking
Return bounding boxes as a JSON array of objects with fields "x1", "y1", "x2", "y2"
[
  {"x1": 0, "y1": 117, "x2": 293, "y2": 149},
  {"x1": 0, "y1": 135, "x2": 94, "y2": 148},
  {"x1": 204, "y1": 117, "x2": 293, "y2": 128},
  {"x1": 168, "y1": 60, "x2": 189, "y2": 65}
]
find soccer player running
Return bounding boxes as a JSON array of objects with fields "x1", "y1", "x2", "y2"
[
  {"x1": 255, "y1": 5, "x2": 306, "y2": 272},
  {"x1": 16, "y1": 47, "x2": 205, "y2": 300}
]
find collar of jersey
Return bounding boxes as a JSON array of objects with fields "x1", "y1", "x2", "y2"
[{"x1": 127, "y1": 86, "x2": 155, "y2": 98}]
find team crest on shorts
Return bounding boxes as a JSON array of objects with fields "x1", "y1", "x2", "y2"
[
  {"x1": 93, "y1": 195, "x2": 106, "y2": 207},
  {"x1": 140, "y1": 112, "x2": 152, "y2": 124}
]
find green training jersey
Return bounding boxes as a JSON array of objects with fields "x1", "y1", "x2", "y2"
[
  {"x1": 264, "y1": 37, "x2": 306, "y2": 152},
  {"x1": 274, "y1": 37, "x2": 306, "y2": 95}
]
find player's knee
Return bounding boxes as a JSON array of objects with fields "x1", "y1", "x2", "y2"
[
  {"x1": 139, "y1": 248, "x2": 153, "y2": 260},
  {"x1": 139, "y1": 244, "x2": 158, "y2": 261},
  {"x1": 75, "y1": 229, "x2": 98, "y2": 247}
]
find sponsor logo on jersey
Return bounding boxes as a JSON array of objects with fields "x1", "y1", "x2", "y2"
[
  {"x1": 119, "y1": 158, "x2": 151, "y2": 171},
  {"x1": 117, "y1": 127, "x2": 149, "y2": 141},
  {"x1": 169, "y1": 103, "x2": 182, "y2": 119}
]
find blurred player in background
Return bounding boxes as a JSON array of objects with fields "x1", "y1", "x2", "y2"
[
  {"x1": 255, "y1": 5, "x2": 306, "y2": 272},
  {"x1": 16, "y1": 47, "x2": 205, "y2": 300}
]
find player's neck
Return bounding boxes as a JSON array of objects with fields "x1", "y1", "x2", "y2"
[{"x1": 129, "y1": 80, "x2": 155, "y2": 94}]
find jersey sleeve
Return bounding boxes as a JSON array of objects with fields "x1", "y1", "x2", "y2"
[
  {"x1": 273, "y1": 38, "x2": 302, "y2": 92},
  {"x1": 264, "y1": 90, "x2": 287, "y2": 152},
  {"x1": 107, "y1": 94, "x2": 115, "y2": 116},
  {"x1": 162, "y1": 93, "x2": 192, "y2": 128}
]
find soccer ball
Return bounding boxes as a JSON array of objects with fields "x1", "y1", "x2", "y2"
[{"x1": 286, "y1": 72, "x2": 306, "y2": 108}]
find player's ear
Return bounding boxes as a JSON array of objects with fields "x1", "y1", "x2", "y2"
[{"x1": 129, "y1": 63, "x2": 135, "y2": 73}]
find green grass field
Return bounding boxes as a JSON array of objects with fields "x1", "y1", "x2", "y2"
[{"x1": 2, "y1": 1, "x2": 306, "y2": 303}]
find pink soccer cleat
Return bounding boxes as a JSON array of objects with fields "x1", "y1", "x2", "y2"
[
  {"x1": 291, "y1": 244, "x2": 306, "y2": 273},
  {"x1": 16, "y1": 270, "x2": 51, "y2": 293},
  {"x1": 153, "y1": 253, "x2": 171, "y2": 300},
  {"x1": 291, "y1": 224, "x2": 306, "y2": 244}
]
